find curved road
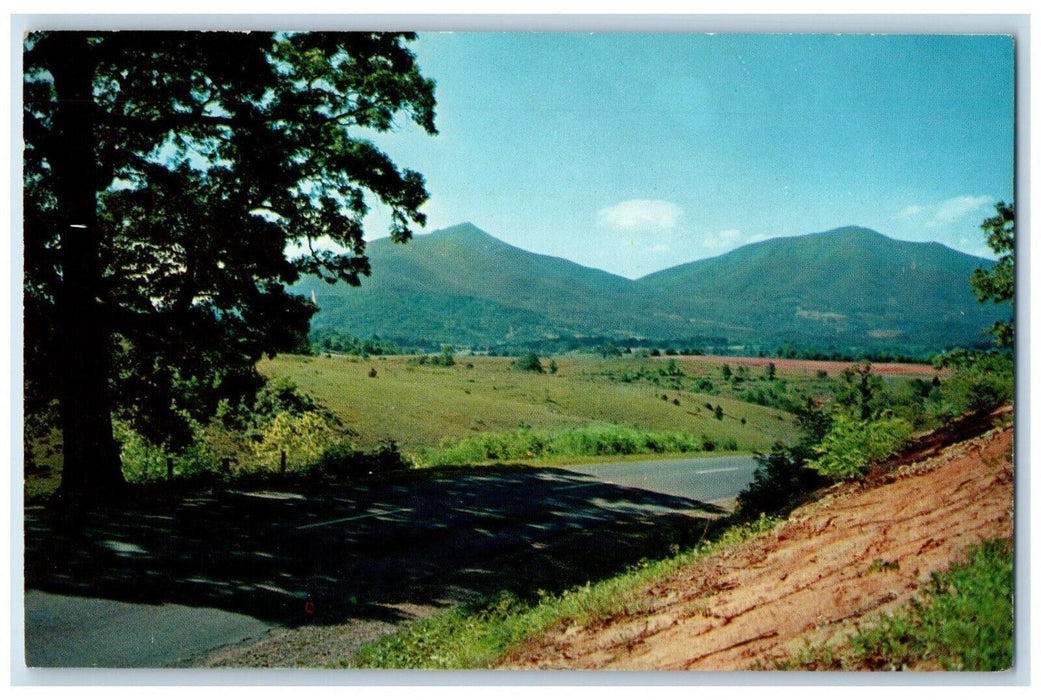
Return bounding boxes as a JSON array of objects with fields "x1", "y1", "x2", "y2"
[
  {"x1": 563, "y1": 454, "x2": 759, "y2": 504},
  {"x1": 23, "y1": 454, "x2": 759, "y2": 669}
]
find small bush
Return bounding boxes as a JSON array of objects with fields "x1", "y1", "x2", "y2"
[
  {"x1": 315, "y1": 440, "x2": 412, "y2": 480},
  {"x1": 253, "y1": 411, "x2": 342, "y2": 471},
  {"x1": 512, "y1": 352, "x2": 544, "y2": 373},
  {"x1": 736, "y1": 445, "x2": 827, "y2": 518},
  {"x1": 808, "y1": 413, "x2": 912, "y2": 481}
]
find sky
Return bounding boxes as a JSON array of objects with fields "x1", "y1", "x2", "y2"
[{"x1": 359, "y1": 31, "x2": 1015, "y2": 279}]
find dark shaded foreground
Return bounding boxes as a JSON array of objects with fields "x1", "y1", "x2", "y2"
[{"x1": 25, "y1": 465, "x2": 729, "y2": 667}]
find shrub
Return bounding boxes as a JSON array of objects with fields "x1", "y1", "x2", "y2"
[
  {"x1": 436, "y1": 345, "x2": 456, "y2": 367},
  {"x1": 316, "y1": 440, "x2": 412, "y2": 480},
  {"x1": 253, "y1": 411, "x2": 342, "y2": 471},
  {"x1": 808, "y1": 413, "x2": 912, "y2": 481},
  {"x1": 513, "y1": 352, "x2": 544, "y2": 373},
  {"x1": 116, "y1": 418, "x2": 221, "y2": 482},
  {"x1": 736, "y1": 445, "x2": 827, "y2": 518}
]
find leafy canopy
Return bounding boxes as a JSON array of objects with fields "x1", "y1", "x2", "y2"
[
  {"x1": 24, "y1": 31, "x2": 437, "y2": 451},
  {"x1": 970, "y1": 201, "x2": 1014, "y2": 348}
]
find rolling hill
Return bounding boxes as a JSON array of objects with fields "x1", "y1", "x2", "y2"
[{"x1": 295, "y1": 222, "x2": 1004, "y2": 355}]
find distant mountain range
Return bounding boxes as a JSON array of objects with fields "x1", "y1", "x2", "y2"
[{"x1": 293, "y1": 222, "x2": 1004, "y2": 355}]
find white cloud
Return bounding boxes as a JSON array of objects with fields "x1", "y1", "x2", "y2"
[
  {"x1": 927, "y1": 195, "x2": 993, "y2": 227},
  {"x1": 598, "y1": 199, "x2": 682, "y2": 232},
  {"x1": 895, "y1": 204, "x2": 923, "y2": 220}
]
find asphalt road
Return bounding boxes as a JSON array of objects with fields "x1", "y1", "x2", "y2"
[
  {"x1": 564, "y1": 455, "x2": 760, "y2": 503},
  {"x1": 23, "y1": 454, "x2": 758, "y2": 669}
]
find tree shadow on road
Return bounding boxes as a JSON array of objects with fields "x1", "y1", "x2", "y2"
[{"x1": 25, "y1": 466, "x2": 726, "y2": 646}]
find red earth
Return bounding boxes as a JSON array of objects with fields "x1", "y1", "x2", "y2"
[{"x1": 500, "y1": 410, "x2": 1014, "y2": 671}]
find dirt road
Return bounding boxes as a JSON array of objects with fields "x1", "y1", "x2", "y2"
[{"x1": 501, "y1": 416, "x2": 1014, "y2": 670}]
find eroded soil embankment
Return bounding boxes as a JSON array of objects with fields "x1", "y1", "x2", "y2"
[{"x1": 501, "y1": 417, "x2": 1014, "y2": 671}]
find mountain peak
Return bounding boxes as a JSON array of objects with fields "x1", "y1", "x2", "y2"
[
  {"x1": 431, "y1": 222, "x2": 495, "y2": 240},
  {"x1": 808, "y1": 225, "x2": 889, "y2": 242}
]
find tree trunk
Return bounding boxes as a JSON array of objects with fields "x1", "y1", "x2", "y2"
[{"x1": 48, "y1": 33, "x2": 126, "y2": 503}]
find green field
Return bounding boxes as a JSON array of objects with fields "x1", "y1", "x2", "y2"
[
  {"x1": 28, "y1": 351, "x2": 952, "y2": 497},
  {"x1": 257, "y1": 353, "x2": 803, "y2": 458}
]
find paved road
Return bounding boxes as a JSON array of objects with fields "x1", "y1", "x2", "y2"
[
  {"x1": 562, "y1": 455, "x2": 759, "y2": 503},
  {"x1": 23, "y1": 455, "x2": 759, "y2": 669}
]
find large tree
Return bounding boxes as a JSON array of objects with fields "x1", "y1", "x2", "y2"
[
  {"x1": 23, "y1": 31, "x2": 437, "y2": 502},
  {"x1": 970, "y1": 201, "x2": 1015, "y2": 348}
]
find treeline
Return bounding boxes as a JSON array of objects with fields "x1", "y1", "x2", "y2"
[
  {"x1": 310, "y1": 329, "x2": 403, "y2": 356},
  {"x1": 308, "y1": 327, "x2": 993, "y2": 366}
]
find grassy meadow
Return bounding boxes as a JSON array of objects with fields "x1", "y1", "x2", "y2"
[
  {"x1": 257, "y1": 353, "x2": 800, "y2": 459},
  {"x1": 27, "y1": 350, "x2": 951, "y2": 498}
]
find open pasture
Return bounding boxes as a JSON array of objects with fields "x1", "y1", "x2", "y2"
[{"x1": 257, "y1": 354, "x2": 798, "y2": 457}]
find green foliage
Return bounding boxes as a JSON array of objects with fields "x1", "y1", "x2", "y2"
[
  {"x1": 314, "y1": 440, "x2": 412, "y2": 480},
  {"x1": 415, "y1": 345, "x2": 457, "y2": 367},
  {"x1": 310, "y1": 329, "x2": 401, "y2": 357},
  {"x1": 417, "y1": 424, "x2": 722, "y2": 467},
  {"x1": 793, "y1": 396, "x2": 832, "y2": 445},
  {"x1": 736, "y1": 444, "x2": 827, "y2": 518},
  {"x1": 438, "y1": 345, "x2": 456, "y2": 367},
  {"x1": 512, "y1": 352, "x2": 544, "y2": 373},
  {"x1": 784, "y1": 539, "x2": 1013, "y2": 671},
  {"x1": 24, "y1": 31, "x2": 437, "y2": 498},
  {"x1": 115, "y1": 419, "x2": 220, "y2": 483},
  {"x1": 808, "y1": 413, "x2": 912, "y2": 481},
  {"x1": 253, "y1": 411, "x2": 342, "y2": 471},
  {"x1": 933, "y1": 350, "x2": 1014, "y2": 416},
  {"x1": 836, "y1": 362, "x2": 889, "y2": 420},
  {"x1": 970, "y1": 202, "x2": 1015, "y2": 348}
]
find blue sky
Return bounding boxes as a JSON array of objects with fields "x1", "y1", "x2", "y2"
[{"x1": 363, "y1": 32, "x2": 1014, "y2": 279}]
